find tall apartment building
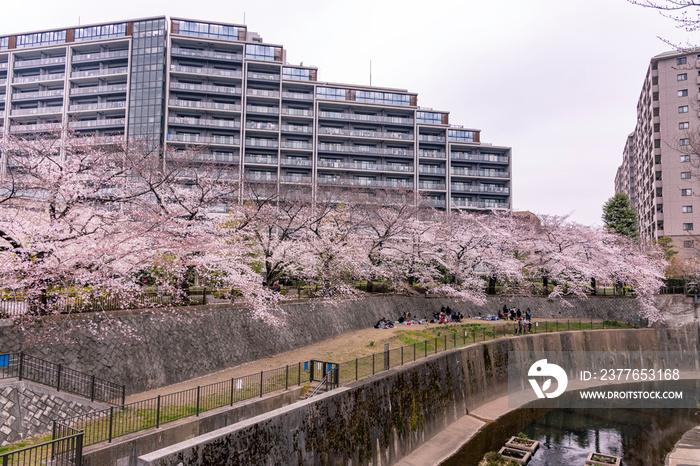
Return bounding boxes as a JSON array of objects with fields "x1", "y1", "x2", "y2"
[
  {"x1": 0, "y1": 16, "x2": 512, "y2": 211},
  {"x1": 616, "y1": 50, "x2": 700, "y2": 252}
]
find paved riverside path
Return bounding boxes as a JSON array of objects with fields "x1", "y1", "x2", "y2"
[{"x1": 667, "y1": 425, "x2": 700, "y2": 466}]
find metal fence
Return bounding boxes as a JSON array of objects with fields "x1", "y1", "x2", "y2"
[
  {"x1": 0, "y1": 289, "x2": 210, "y2": 319},
  {"x1": 58, "y1": 362, "x2": 311, "y2": 447},
  {"x1": 1, "y1": 425, "x2": 83, "y2": 466},
  {"x1": 0, "y1": 353, "x2": 125, "y2": 405}
]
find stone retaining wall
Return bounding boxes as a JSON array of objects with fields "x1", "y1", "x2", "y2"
[{"x1": 0, "y1": 295, "x2": 685, "y2": 394}]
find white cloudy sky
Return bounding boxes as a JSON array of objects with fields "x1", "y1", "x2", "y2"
[{"x1": 0, "y1": 0, "x2": 692, "y2": 225}]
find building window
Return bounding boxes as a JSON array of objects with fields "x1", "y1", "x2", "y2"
[
  {"x1": 417, "y1": 111, "x2": 443, "y2": 124},
  {"x1": 682, "y1": 172, "x2": 692, "y2": 179},
  {"x1": 684, "y1": 240, "x2": 695, "y2": 248},
  {"x1": 678, "y1": 57, "x2": 688, "y2": 65},
  {"x1": 681, "y1": 154, "x2": 691, "y2": 162},
  {"x1": 316, "y1": 87, "x2": 347, "y2": 100},
  {"x1": 654, "y1": 123, "x2": 660, "y2": 132},
  {"x1": 282, "y1": 67, "x2": 311, "y2": 81},
  {"x1": 448, "y1": 129, "x2": 476, "y2": 142},
  {"x1": 679, "y1": 89, "x2": 689, "y2": 97},
  {"x1": 245, "y1": 44, "x2": 278, "y2": 61},
  {"x1": 684, "y1": 223, "x2": 694, "y2": 230},
  {"x1": 683, "y1": 205, "x2": 693, "y2": 213},
  {"x1": 679, "y1": 105, "x2": 689, "y2": 113},
  {"x1": 356, "y1": 90, "x2": 411, "y2": 106},
  {"x1": 683, "y1": 188, "x2": 693, "y2": 196},
  {"x1": 680, "y1": 122, "x2": 690, "y2": 130},
  {"x1": 680, "y1": 138, "x2": 691, "y2": 146},
  {"x1": 678, "y1": 73, "x2": 688, "y2": 81},
  {"x1": 654, "y1": 107, "x2": 660, "y2": 116}
]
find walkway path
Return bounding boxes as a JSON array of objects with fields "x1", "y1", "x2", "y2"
[{"x1": 667, "y1": 425, "x2": 700, "y2": 466}]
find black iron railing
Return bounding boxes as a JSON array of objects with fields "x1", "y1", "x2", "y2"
[{"x1": 1, "y1": 425, "x2": 83, "y2": 466}]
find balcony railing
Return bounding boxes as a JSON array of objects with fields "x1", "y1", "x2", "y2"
[
  {"x1": 245, "y1": 155, "x2": 278, "y2": 164},
  {"x1": 317, "y1": 143, "x2": 413, "y2": 157},
  {"x1": 280, "y1": 158, "x2": 312, "y2": 167},
  {"x1": 425, "y1": 199, "x2": 446, "y2": 208},
  {"x1": 167, "y1": 134, "x2": 240, "y2": 145},
  {"x1": 318, "y1": 177, "x2": 412, "y2": 189},
  {"x1": 282, "y1": 92, "x2": 314, "y2": 100},
  {"x1": 0, "y1": 62, "x2": 8, "y2": 70},
  {"x1": 170, "y1": 82, "x2": 241, "y2": 95},
  {"x1": 170, "y1": 65, "x2": 242, "y2": 78},
  {"x1": 419, "y1": 181, "x2": 446, "y2": 190},
  {"x1": 246, "y1": 105, "x2": 279, "y2": 114},
  {"x1": 10, "y1": 122, "x2": 62, "y2": 133},
  {"x1": 171, "y1": 47, "x2": 243, "y2": 61},
  {"x1": 418, "y1": 150, "x2": 446, "y2": 159},
  {"x1": 246, "y1": 88, "x2": 280, "y2": 98},
  {"x1": 281, "y1": 174, "x2": 312, "y2": 184},
  {"x1": 71, "y1": 67, "x2": 128, "y2": 78},
  {"x1": 280, "y1": 141, "x2": 312, "y2": 150},
  {"x1": 281, "y1": 108, "x2": 313, "y2": 117},
  {"x1": 245, "y1": 138, "x2": 278, "y2": 148},
  {"x1": 451, "y1": 168, "x2": 510, "y2": 178},
  {"x1": 418, "y1": 166, "x2": 446, "y2": 175},
  {"x1": 280, "y1": 124, "x2": 312, "y2": 133},
  {"x1": 317, "y1": 159, "x2": 413, "y2": 173},
  {"x1": 169, "y1": 116, "x2": 240, "y2": 129},
  {"x1": 247, "y1": 72, "x2": 280, "y2": 81},
  {"x1": 72, "y1": 50, "x2": 129, "y2": 62},
  {"x1": 12, "y1": 89, "x2": 64, "y2": 100},
  {"x1": 419, "y1": 135, "x2": 446, "y2": 143},
  {"x1": 452, "y1": 199, "x2": 510, "y2": 209},
  {"x1": 246, "y1": 121, "x2": 279, "y2": 131},
  {"x1": 70, "y1": 84, "x2": 128, "y2": 96},
  {"x1": 451, "y1": 152, "x2": 509, "y2": 163},
  {"x1": 318, "y1": 127, "x2": 413, "y2": 140},
  {"x1": 13, "y1": 73, "x2": 65, "y2": 83},
  {"x1": 11, "y1": 106, "x2": 63, "y2": 116},
  {"x1": 14, "y1": 56, "x2": 66, "y2": 69},
  {"x1": 69, "y1": 101, "x2": 126, "y2": 111},
  {"x1": 245, "y1": 172, "x2": 278, "y2": 182},
  {"x1": 69, "y1": 118, "x2": 125, "y2": 129},
  {"x1": 451, "y1": 184, "x2": 509, "y2": 194},
  {"x1": 168, "y1": 99, "x2": 241, "y2": 112},
  {"x1": 318, "y1": 111, "x2": 413, "y2": 125}
]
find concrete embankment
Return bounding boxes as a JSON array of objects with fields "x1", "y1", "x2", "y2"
[
  {"x1": 0, "y1": 294, "x2": 656, "y2": 394},
  {"x1": 138, "y1": 326, "x2": 698, "y2": 465}
]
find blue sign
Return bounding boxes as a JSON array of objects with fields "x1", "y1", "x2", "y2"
[{"x1": 0, "y1": 355, "x2": 8, "y2": 367}]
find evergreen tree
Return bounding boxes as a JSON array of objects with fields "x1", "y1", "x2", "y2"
[{"x1": 602, "y1": 193, "x2": 639, "y2": 239}]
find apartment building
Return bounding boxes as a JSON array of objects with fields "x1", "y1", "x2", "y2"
[
  {"x1": 616, "y1": 50, "x2": 700, "y2": 252},
  {"x1": 0, "y1": 16, "x2": 512, "y2": 211}
]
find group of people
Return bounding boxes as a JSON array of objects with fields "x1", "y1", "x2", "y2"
[
  {"x1": 498, "y1": 305, "x2": 532, "y2": 334},
  {"x1": 432, "y1": 305, "x2": 464, "y2": 324},
  {"x1": 374, "y1": 317, "x2": 395, "y2": 329}
]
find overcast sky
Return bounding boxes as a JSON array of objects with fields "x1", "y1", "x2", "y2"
[{"x1": 0, "y1": 0, "x2": 691, "y2": 225}]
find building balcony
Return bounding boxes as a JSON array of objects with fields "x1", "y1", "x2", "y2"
[
  {"x1": 280, "y1": 140, "x2": 312, "y2": 150},
  {"x1": 247, "y1": 72, "x2": 280, "y2": 82},
  {"x1": 282, "y1": 91, "x2": 314, "y2": 101},
  {"x1": 318, "y1": 177, "x2": 413, "y2": 189},
  {"x1": 69, "y1": 101, "x2": 126, "y2": 112},
  {"x1": 451, "y1": 198, "x2": 510, "y2": 209},
  {"x1": 70, "y1": 84, "x2": 128, "y2": 96},
  {"x1": 13, "y1": 73, "x2": 65, "y2": 83},
  {"x1": 14, "y1": 56, "x2": 66, "y2": 69},
  {"x1": 317, "y1": 143, "x2": 413, "y2": 157},
  {"x1": 9, "y1": 122, "x2": 62, "y2": 133},
  {"x1": 451, "y1": 168, "x2": 510, "y2": 179},
  {"x1": 419, "y1": 135, "x2": 446, "y2": 143},
  {"x1": 0, "y1": 62, "x2": 7, "y2": 70},
  {"x1": 167, "y1": 134, "x2": 240, "y2": 145},
  {"x1": 451, "y1": 184, "x2": 510, "y2": 194},
  {"x1": 418, "y1": 150, "x2": 445, "y2": 159},
  {"x1": 281, "y1": 108, "x2": 313, "y2": 117},
  {"x1": 71, "y1": 67, "x2": 128, "y2": 78},
  {"x1": 246, "y1": 88, "x2": 280, "y2": 98},
  {"x1": 169, "y1": 82, "x2": 241, "y2": 95},
  {"x1": 69, "y1": 118, "x2": 125, "y2": 129},
  {"x1": 280, "y1": 158, "x2": 312, "y2": 167},
  {"x1": 72, "y1": 50, "x2": 129, "y2": 63},
  {"x1": 171, "y1": 47, "x2": 243, "y2": 62},
  {"x1": 12, "y1": 89, "x2": 64, "y2": 101},
  {"x1": 168, "y1": 99, "x2": 241, "y2": 112},
  {"x1": 245, "y1": 172, "x2": 278, "y2": 183},
  {"x1": 11, "y1": 106, "x2": 63, "y2": 116},
  {"x1": 185, "y1": 152, "x2": 240, "y2": 165},
  {"x1": 317, "y1": 126, "x2": 413, "y2": 140},
  {"x1": 170, "y1": 65, "x2": 242, "y2": 78},
  {"x1": 169, "y1": 116, "x2": 239, "y2": 129},
  {"x1": 280, "y1": 124, "x2": 312, "y2": 134},
  {"x1": 419, "y1": 181, "x2": 446, "y2": 190},
  {"x1": 244, "y1": 155, "x2": 278, "y2": 164},
  {"x1": 246, "y1": 105, "x2": 279, "y2": 115},
  {"x1": 245, "y1": 138, "x2": 278, "y2": 148},
  {"x1": 318, "y1": 111, "x2": 413, "y2": 125},
  {"x1": 281, "y1": 174, "x2": 312, "y2": 184},
  {"x1": 0, "y1": 78, "x2": 6, "y2": 85},
  {"x1": 451, "y1": 152, "x2": 509, "y2": 164},
  {"x1": 418, "y1": 166, "x2": 446, "y2": 175},
  {"x1": 245, "y1": 121, "x2": 278, "y2": 131},
  {"x1": 317, "y1": 159, "x2": 413, "y2": 173},
  {"x1": 425, "y1": 199, "x2": 446, "y2": 208}
]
